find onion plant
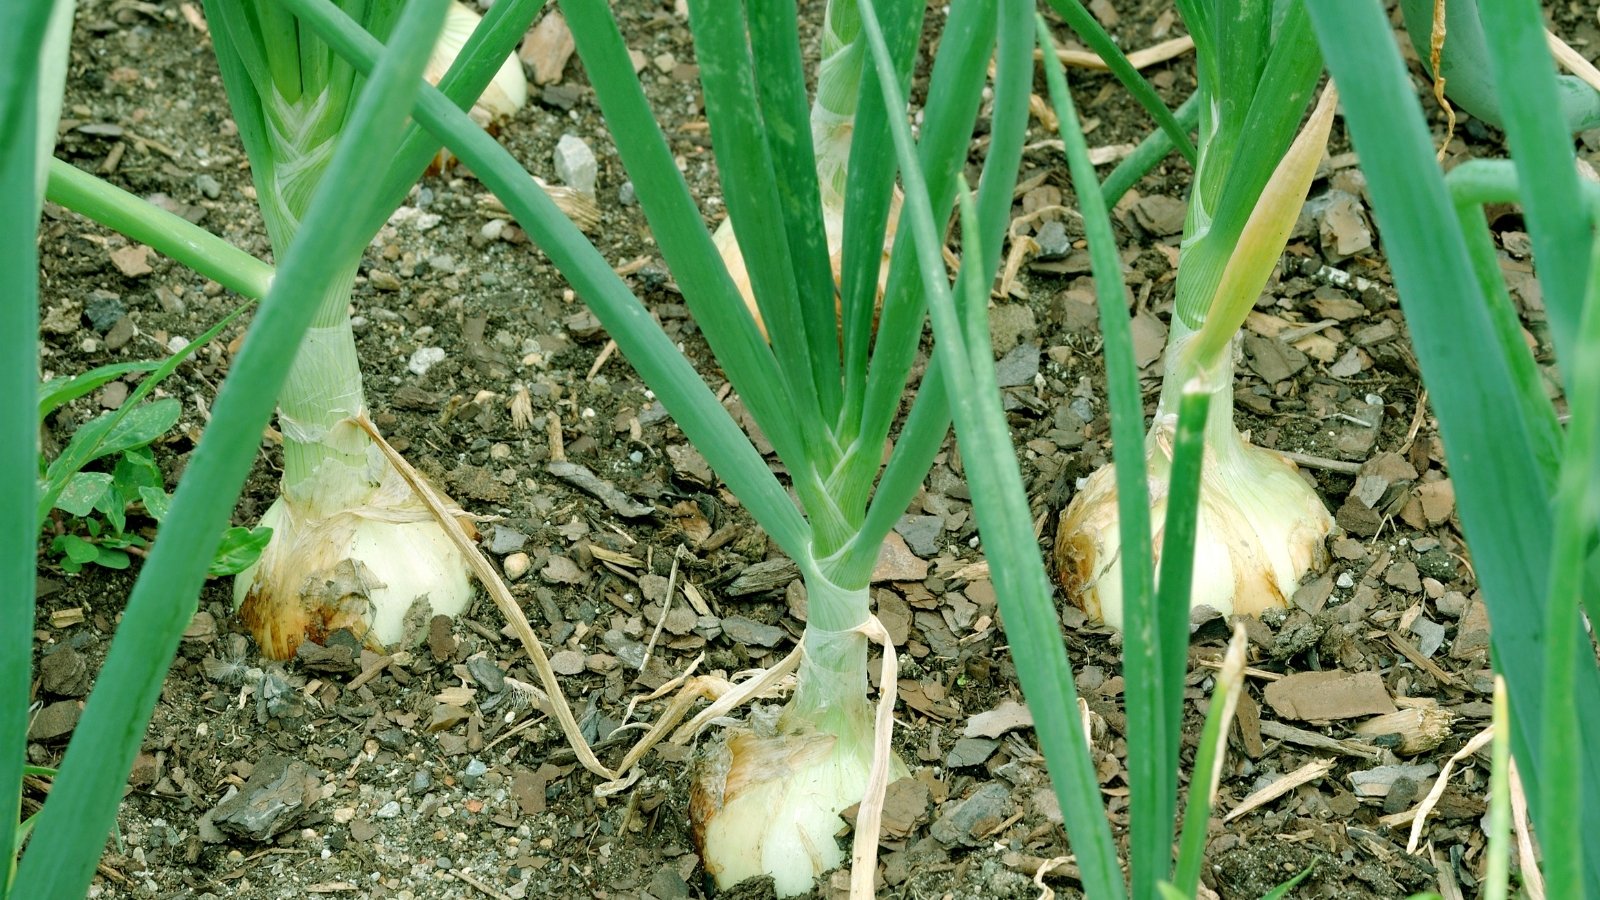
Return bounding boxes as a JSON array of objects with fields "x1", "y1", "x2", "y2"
[
  {"x1": 1309, "y1": 0, "x2": 1600, "y2": 893},
  {"x1": 545, "y1": 3, "x2": 1024, "y2": 892},
  {"x1": 9, "y1": 1, "x2": 467, "y2": 894},
  {"x1": 1018, "y1": 6, "x2": 1321, "y2": 892},
  {"x1": 201, "y1": 0, "x2": 538, "y2": 658},
  {"x1": 1050, "y1": 0, "x2": 1335, "y2": 633}
]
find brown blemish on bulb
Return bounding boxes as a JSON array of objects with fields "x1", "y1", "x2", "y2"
[{"x1": 238, "y1": 557, "x2": 380, "y2": 660}]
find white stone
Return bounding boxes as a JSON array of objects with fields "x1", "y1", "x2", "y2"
[
  {"x1": 553, "y1": 133, "x2": 597, "y2": 196},
  {"x1": 407, "y1": 346, "x2": 446, "y2": 376}
]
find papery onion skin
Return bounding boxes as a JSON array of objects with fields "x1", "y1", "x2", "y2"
[
  {"x1": 690, "y1": 723, "x2": 870, "y2": 896},
  {"x1": 233, "y1": 470, "x2": 473, "y2": 660},
  {"x1": 690, "y1": 586, "x2": 905, "y2": 898},
  {"x1": 1054, "y1": 423, "x2": 1334, "y2": 631}
]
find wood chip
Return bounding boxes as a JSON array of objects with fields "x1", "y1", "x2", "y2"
[
  {"x1": 1387, "y1": 630, "x2": 1465, "y2": 689},
  {"x1": 1223, "y1": 758, "x2": 1335, "y2": 822},
  {"x1": 1262, "y1": 670, "x2": 1397, "y2": 721},
  {"x1": 1259, "y1": 719, "x2": 1381, "y2": 760},
  {"x1": 50, "y1": 607, "x2": 85, "y2": 628},
  {"x1": 109, "y1": 244, "x2": 152, "y2": 277},
  {"x1": 963, "y1": 700, "x2": 1034, "y2": 739},
  {"x1": 588, "y1": 545, "x2": 643, "y2": 568},
  {"x1": 546, "y1": 460, "x2": 655, "y2": 518}
]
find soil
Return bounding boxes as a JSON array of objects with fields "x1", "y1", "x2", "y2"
[{"x1": 30, "y1": 1, "x2": 1583, "y2": 899}]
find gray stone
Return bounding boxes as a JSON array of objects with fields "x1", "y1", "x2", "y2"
[
  {"x1": 27, "y1": 700, "x2": 79, "y2": 741},
  {"x1": 693, "y1": 616, "x2": 722, "y2": 641},
  {"x1": 894, "y1": 514, "x2": 944, "y2": 559},
  {"x1": 994, "y1": 342, "x2": 1040, "y2": 388},
  {"x1": 619, "y1": 181, "x2": 637, "y2": 206},
  {"x1": 488, "y1": 525, "x2": 529, "y2": 555},
  {"x1": 462, "y1": 758, "x2": 488, "y2": 788},
  {"x1": 1034, "y1": 220, "x2": 1071, "y2": 259},
  {"x1": 466, "y1": 656, "x2": 506, "y2": 693},
  {"x1": 602, "y1": 629, "x2": 647, "y2": 669},
  {"x1": 39, "y1": 646, "x2": 89, "y2": 697},
  {"x1": 929, "y1": 782, "x2": 1012, "y2": 846},
  {"x1": 550, "y1": 650, "x2": 586, "y2": 676},
  {"x1": 374, "y1": 800, "x2": 402, "y2": 819},
  {"x1": 945, "y1": 737, "x2": 999, "y2": 768},
  {"x1": 541, "y1": 83, "x2": 582, "y2": 110},
  {"x1": 719, "y1": 615, "x2": 787, "y2": 648},
  {"x1": 83, "y1": 292, "x2": 126, "y2": 333},
  {"x1": 411, "y1": 769, "x2": 432, "y2": 792},
  {"x1": 209, "y1": 756, "x2": 319, "y2": 841},
  {"x1": 1410, "y1": 617, "x2": 1447, "y2": 658},
  {"x1": 554, "y1": 134, "x2": 597, "y2": 196},
  {"x1": 194, "y1": 173, "x2": 221, "y2": 199}
]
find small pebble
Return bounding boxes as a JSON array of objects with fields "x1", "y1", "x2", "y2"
[
  {"x1": 553, "y1": 133, "x2": 597, "y2": 196},
  {"x1": 503, "y1": 552, "x2": 531, "y2": 581},
  {"x1": 1034, "y1": 220, "x2": 1070, "y2": 258},
  {"x1": 462, "y1": 759, "x2": 488, "y2": 788},
  {"x1": 374, "y1": 800, "x2": 402, "y2": 819},
  {"x1": 549, "y1": 650, "x2": 586, "y2": 676},
  {"x1": 489, "y1": 525, "x2": 529, "y2": 554},
  {"x1": 407, "y1": 346, "x2": 446, "y2": 376}
]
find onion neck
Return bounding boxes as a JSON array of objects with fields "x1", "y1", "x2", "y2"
[
  {"x1": 276, "y1": 267, "x2": 379, "y2": 519},
  {"x1": 1151, "y1": 315, "x2": 1247, "y2": 471},
  {"x1": 256, "y1": 100, "x2": 379, "y2": 519},
  {"x1": 784, "y1": 565, "x2": 873, "y2": 741}
]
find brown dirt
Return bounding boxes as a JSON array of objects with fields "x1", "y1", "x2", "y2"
[{"x1": 29, "y1": 1, "x2": 1570, "y2": 898}]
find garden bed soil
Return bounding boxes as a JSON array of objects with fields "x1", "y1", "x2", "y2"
[{"x1": 30, "y1": 1, "x2": 1587, "y2": 898}]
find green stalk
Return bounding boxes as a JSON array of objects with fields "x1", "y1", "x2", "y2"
[
  {"x1": 274, "y1": 265, "x2": 373, "y2": 514},
  {"x1": 1172, "y1": 1, "x2": 1321, "y2": 329},
  {"x1": 1484, "y1": 676, "x2": 1512, "y2": 900},
  {"x1": 1, "y1": 1, "x2": 56, "y2": 891},
  {"x1": 46, "y1": 159, "x2": 274, "y2": 300},
  {"x1": 205, "y1": 0, "x2": 381, "y2": 514},
  {"x1": 1536, "y1": 221, "x2": 1600, "y2": 900}
]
